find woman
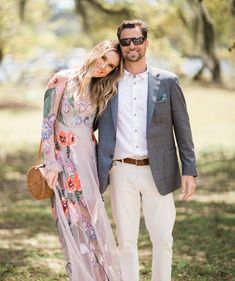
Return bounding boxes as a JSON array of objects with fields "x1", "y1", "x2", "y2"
[{"x1": 42, "y1": 40, "x2": 123, "y2": 281}]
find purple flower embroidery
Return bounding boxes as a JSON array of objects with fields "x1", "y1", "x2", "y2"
[
  {"x1": 42, "y1": 122, "x2": 52, "y2": 140},
  {"x1": 63, "y1": 102, "x2": 71, "y2": 114},
  {"x1": 81, "y1": 215, "x2": 97, "y2": 241},
  {"x1": 74, "y1": 116, "x2": 91, "y2": 127},
  {"x1": 75, "y1": 116, "x2": 83, "y2": 126},
  {"x1": 55, "y1": 150, "x2": 63, "y2": 166},
  {"x1": 43, "y1": 140, "x2": 50, "y2": 154},
  {"x1": 80, "y1": 243, "x2": 98, "y2": 267},
  {"x1": 83, "y1": 116, "x2": 90, "y2": 126},
  {"x1": 42, "y1": 114, "x2": 56, "y2": 140},
  {"x1": 65, "y1": 159, "x2": 76, "y2": 176},
  {"x1": 47, "y1": 114, "x2": 56, "y2": 126}
]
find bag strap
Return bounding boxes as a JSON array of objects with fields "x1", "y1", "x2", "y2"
[
  {"x1": 36, "y1": 75, "x2": 67, "y2": 166},
  {"x1": 36, "y1": 139, "x2": 43, "y2": 165}
]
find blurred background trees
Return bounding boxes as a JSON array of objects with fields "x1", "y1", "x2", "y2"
[
  {"x1": 1, "y1": 2, "x2": 235, "y2": 280},
  {"x1": 0, "y1": 0, "x2": 234, "y2": 84}
]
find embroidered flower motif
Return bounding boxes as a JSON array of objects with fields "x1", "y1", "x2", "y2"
[
  {"x1": 81, "y1": 215, "x2": 97, "y2": 241},
  {"x1": 67, "y1": 132, "x2": 76, "y2": 146},
  {"x1": 65, "y1": 159, "x2": 77, "y2": 176},
  {"x1": 42, "y1": 121, "x2": 53, "y2": 140},
  {"x1": 43, "y1": 140, "x2": 51, "y2": 154},
  {"x1": 83, "y1": 116, "x2": 90, "y2": 126},
  {"x1": 47, "y1": 114, "x2": 56, "y2": 126},
  {"x1": 56, "y1": 131, "x2": 68, "y2": 147},
  {"x1": 42, "y1": 114, "x2": 56, "y2": 140},
  {"x1": 74, "y1": 116, "x2": 91, "y2": 127},
  {"x1": 47, "y1": 74, "x2": 67, "y2": 90},
  {"x1": 80, "y1": 243, "x2": 98, "y2": 267},
  {"x1": 66, "y1": 173, "x2": 81, "y2": 193},
  {"x1": 55, "y1": 149, "x2": 63, "y2": 166},
  {"x1": 56, "y1": 131, "x2": 77, "y2": 148},
  {"x1": 63, "y1": 102, "x2": 71, "y2": 114},
  {"x1": 78, "y1": 101, "x2": 91, "y2": 113},
  {"x1": 75, "y1": 116, "x2": 83, "y2": 126}
]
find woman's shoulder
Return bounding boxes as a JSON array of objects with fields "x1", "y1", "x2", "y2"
[
  {"x1": 47, "y1": 68, "x2": 80, "y2": 88},
  {"x1": 57, "y1": 68, "x2": 79, "y2": 79}
]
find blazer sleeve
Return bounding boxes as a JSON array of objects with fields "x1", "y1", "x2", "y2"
[
  {"x1": 41, "y1": 73, "x2": 67, "y2": 174},
  {"x1": 170, "y1": 77, "x2": 198, "y2": 176}
]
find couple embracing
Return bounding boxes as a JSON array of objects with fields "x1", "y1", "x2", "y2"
[{"x1": 42, "y1": 19, "x2": 198, "y2": 281}]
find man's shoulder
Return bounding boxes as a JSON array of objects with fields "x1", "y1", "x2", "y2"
[{"x1": 149, "y1": 66, "x2": 178, "y2": 81}]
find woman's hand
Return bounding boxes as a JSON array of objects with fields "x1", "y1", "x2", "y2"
[{"x1": 45, "y1": 171, "x2": 59, "y2": 189}]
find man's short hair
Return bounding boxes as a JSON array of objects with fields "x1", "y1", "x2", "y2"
[{"x1": 117, "y1": 19, "x2": 148, "y2": 40}]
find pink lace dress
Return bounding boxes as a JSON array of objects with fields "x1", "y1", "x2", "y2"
[{"x1": 41, "y1": 70, "x2": 122, "y2": 281}]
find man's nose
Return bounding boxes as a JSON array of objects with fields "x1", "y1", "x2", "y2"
[{"x1": 129, "y1": 41, "x2": 135, "y2": 48}]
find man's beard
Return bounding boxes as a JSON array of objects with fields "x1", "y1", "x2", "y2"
[{"x1": 124, "y1": 51, "x2": 142, "y2": 62}]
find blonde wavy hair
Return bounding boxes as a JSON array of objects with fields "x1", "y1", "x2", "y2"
[{"x1": 67, "y1": 40, "x2": 123, "y2": 116}]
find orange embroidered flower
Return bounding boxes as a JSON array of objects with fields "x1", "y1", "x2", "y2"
[
  {"x1": 56, "y1": 131, "x2": 76, "y2": 148},
  {"x1": 67, "y1": 131, "x2": 76, "y2": 146},
  {"x1": 66, "y1": 174, "x2": 81, "y2": 193},
  {"x1": 56, "y1": 131, "x2": 68, "y2": 147}
]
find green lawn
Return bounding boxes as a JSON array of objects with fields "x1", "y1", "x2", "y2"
[{"x1": 0, "y1": 83, "x2": 234, "y2": 281}]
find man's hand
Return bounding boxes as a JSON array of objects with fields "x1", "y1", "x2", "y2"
[
  {"x1": 180, "y1": 175, "x2": 196, "y2": 200},
  {"x1": 45, "y1": 171, "x2": 58, "y2": 190}
]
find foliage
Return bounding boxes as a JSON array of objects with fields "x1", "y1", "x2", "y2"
[
  {"x1": 0, "y1": 76, "x2": 235, "y2": 280},
  {"x1": 0, "y1": 0, "x2": 234, "y2": 82}
]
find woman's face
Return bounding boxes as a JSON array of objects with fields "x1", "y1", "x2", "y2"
[{"x1": 93, "y1": 50, "x2": 120, "y2": 78}]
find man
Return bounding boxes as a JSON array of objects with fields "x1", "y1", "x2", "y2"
[{"x1": 96, "y1": 20, "x2": 198, "y2": 281}]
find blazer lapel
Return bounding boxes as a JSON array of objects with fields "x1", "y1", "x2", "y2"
[
  {"x1": 147, "y1": 67, "x2": 161, "y2": 128},
  {"x1": 110, "y1": 92, "x2": 118, "y2": 131}
]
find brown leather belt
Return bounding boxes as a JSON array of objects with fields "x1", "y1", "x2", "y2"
[{"x1": 116, "y1": 158, "x2": 149, "y2": 166}]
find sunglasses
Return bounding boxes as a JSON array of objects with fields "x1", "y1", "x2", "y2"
[{"x1": 119, "y1": 37, "x2": 145, "y2": 46}]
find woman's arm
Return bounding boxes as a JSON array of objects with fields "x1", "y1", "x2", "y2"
[{"x1": 42, "y1": 73, "x2": 67, "y2": 187}]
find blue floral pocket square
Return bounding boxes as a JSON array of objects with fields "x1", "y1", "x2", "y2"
[{"x1": 156, "y1": 93, "x2": 168, "y2": 102}]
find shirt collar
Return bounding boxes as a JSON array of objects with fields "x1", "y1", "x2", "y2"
[{"x1": 123, "y1": 65, "x2": 148, "y2": 81}]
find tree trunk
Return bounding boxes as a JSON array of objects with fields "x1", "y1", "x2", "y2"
[
  {"x1": 0, "y1": 48, "x2": 3, "y2": 64},
  {"x1": 199, "y1": 0, "x2": 221, "y2": 82},
  {"x1": 182, "y1": 0, "x2": 222, "y2": 83},
  {"x1": 19, "y1": 0, "x2": 27, "y2": 22},
  {"x1": 232, "y1": 0, "x2": 235, "y2": 16}
]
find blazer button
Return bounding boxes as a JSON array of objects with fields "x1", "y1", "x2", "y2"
[{"x1": 110, "y1": 154, "x2": 113, "y2": 158}]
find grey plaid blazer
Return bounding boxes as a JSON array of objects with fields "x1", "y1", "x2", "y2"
[{"x1": 96, "y1": 66, "x2": 198, "y2": 195}]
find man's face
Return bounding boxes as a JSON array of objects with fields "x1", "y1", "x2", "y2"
[{"x1": 119, "y1": 27, "x2": 148, "y2": 62}]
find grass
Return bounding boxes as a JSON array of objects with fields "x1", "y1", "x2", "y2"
[{"x1": 0, "y1": 83, "x2": 235, "y2": 281}]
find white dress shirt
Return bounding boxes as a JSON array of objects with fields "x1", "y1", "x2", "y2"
[{"x1": 114, "y1": 68, "x2": 148, "y2": 160}]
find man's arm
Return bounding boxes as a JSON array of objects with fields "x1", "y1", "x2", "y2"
[{"x1": 170, "y1": 77, "x2": 198, "y2": 199}]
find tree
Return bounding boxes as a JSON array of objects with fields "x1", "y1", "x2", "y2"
[
  {"x1": 74, "y1": 0, "x2": 132, "y2": 36},
  {"x1": 177, "y1": 0, "x2": 221, "y2": 82},
  {"x1": 19, "y1": 0, "x2": 27, "y2": 22}
]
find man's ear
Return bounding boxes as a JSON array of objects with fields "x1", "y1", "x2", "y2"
[{"x1": 145, "y1": 39, "x2": 149, "y2": 48}]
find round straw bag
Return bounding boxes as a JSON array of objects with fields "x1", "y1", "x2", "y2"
[
  {"x1": 27, "y1": 140, "x2": 54, "y2": 200},
  {"x1": 27, "y1": 164, "x2": 54, "y2": 200}
]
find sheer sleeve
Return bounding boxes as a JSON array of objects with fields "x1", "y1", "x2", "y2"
[{"x1": 41, "y1": 72, "x2": 67, "y2": 174}]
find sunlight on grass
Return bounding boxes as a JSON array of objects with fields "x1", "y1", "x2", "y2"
[
  {"x1": 184, "y1": 84, "x2": 235, "y2": 153},
  {"x1": 0, "y1": 109, "x2": 42, "y2": 154},
  {"x1": 0, "y1": 84, "x2": 235, "y2": 281}
]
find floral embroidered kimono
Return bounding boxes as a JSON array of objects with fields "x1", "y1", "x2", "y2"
[{"x1": 42, "y1": 70, "x2": 123, "y2": 281}]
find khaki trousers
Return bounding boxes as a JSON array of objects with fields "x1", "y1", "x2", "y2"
[{"x1": 109, "y1": 161, "x2": 176, "y2": 281}]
